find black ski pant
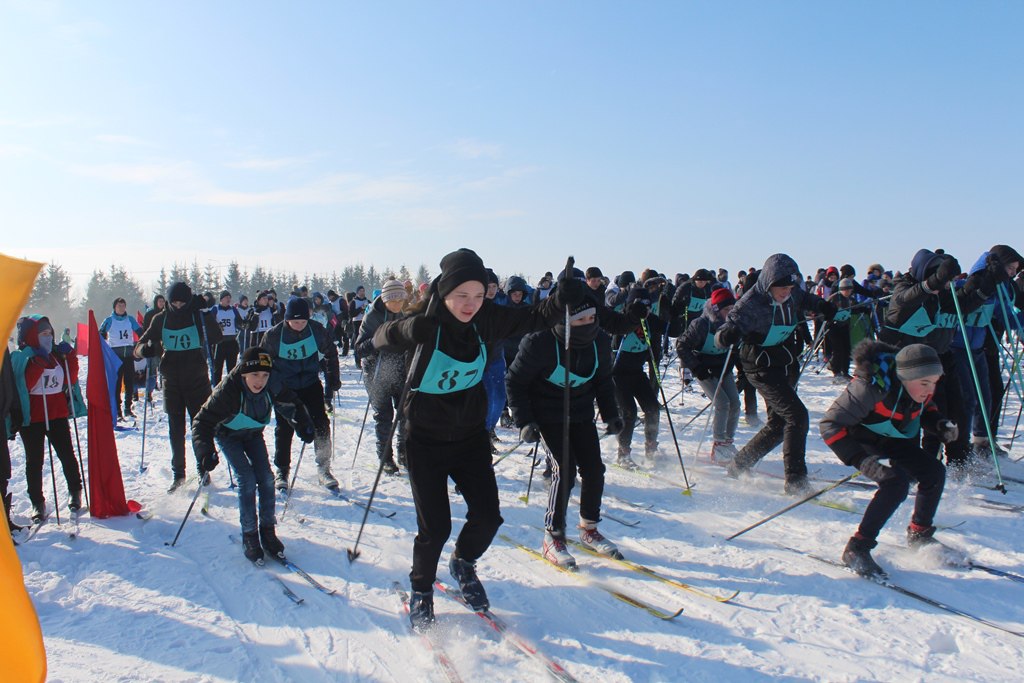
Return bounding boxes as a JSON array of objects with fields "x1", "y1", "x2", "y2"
[
  {"x1": 113, "y1": 348, "x2": 135, "y2": 415},
  {"x1": 984, "y1": 339, "x2": 1005, "y2": 437},
  {"x1": 20, "y1": 418, "x2": 82, "y2": 508},
  {"x1": 350, "y1": 321, "x2": 363, "y2": 363},
  {"x1": 827, "y1": 323, "x2": 851, "y2": 376},
  {"x1": 736, "y1": 365, "x2": 759, "y2": 417},
  {"x1": 922, "y1": 351, "x2": 969, "y2": 465},
  {"x1": 613, "y1": 369, "x2": 660, "y2": 455},
  {"x1": 406, "y1": 429, "x2": 502, "y2": 593},
  {"x1": 734, "y1": 363, "x2": 809, "y2": 480},
  {"x1": 540, "y1": 421, "x2": 605, "y2": 534},
  {"x1": 857, "y1": 439, "x2": 946, "y2": 541},
  {"x1": 212, "y1": 337, "x2": 239, "y2": 386},
  {"x1": 273, "y1": 381, "x2": 331, "y2": 477},
  {"x1": 165, "y1": 373, "x2": 212, "y2": 479}
]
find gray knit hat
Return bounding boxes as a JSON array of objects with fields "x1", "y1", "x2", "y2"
[
  {"x1": 380, "y1": 279, "x2": 408, "y2": 303},
  {"x1": 895, "y1": 344, "x2": 943, "y2": 382}
]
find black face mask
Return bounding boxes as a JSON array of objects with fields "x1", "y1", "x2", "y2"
[{"x1": 554, "y1": 321, "x2": 599, "y2": 347}]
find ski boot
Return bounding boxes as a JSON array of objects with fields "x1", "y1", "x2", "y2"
[
  {"x1": 725, "y1": 457, "x2": 752, "y2": 479},
  {"x1": 906, "y1": 523, "x2": 938, "y2": 549},
  {"x1": 4, "y1": 492, "x2": 23, "y2": 533},
  {"x1": 784, "y1": 476, "x2": 813, "y2": 497},
  {"x1": 616, "y1": 448, "x2": 639, "y2": 471},
  {"x1": 167, "y1": 476, "x2": 187, "y2": 494},
  {"x1": 644, "y1": 441, "x2": 659, "y2": 462},
  {"x1": 449, "y1": 552, "x2": 489, "y2": 612},
  {"x1": 318, "y1": 466, "x2": 339, "y2": 491},
  {"x1": 578, "y1": 520, "x2": 623, "y2": 559},
  {"x1": 68, "y1": 488, "x2": 83, "y2": 513},
  {"x1": 259, "y1": 524, "x2": 285, "y2": 557},
  {"x1": 408, "y1": 588, "x2": 435, "y2": 631},
  {"x1": 711, "y1": 440, "x2": 738, "y2": 463},
  {"x1": 842, "y1": 535, "x2": 885, "y2": 577},
  {"x1": 541, "y1": 530, "x2": 577, "y2": 569},
  {"x1": 382, "y1": 457, "x2": 400, "y2": 476},
  {"x1": 29, "y1": 497, "x2": 47, "y2": 524},
  {"x1": 275, "y1": 470, "x2": 289, "y2": 493},
  {"x1": 242, "y1": 530, "x2": 264, "y2": 564}
]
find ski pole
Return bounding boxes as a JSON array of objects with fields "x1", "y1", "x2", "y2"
[
  {"x1": 349, "y1": 293, "x2": 438, "y2": 563},
  {"x1": 165, "y1": 472, "x2": 209, "y2": 547},
  {"x1": 280, "y1": 441, "x2": 307, "y2": 519},
  {"x1": 558, "y1": 256, "x2": 575, "y2": 528},
  {"x1": 794, "y1": 319, "x2": 831, "y2": 389},
  {"x1": 518, "y1": 441, "x2": 542, "y2": 504},
  {"x1": 42, "y1": 390, "x2": 62, "y2": 526},
  {"x1": 61, "y1": 356, "x2": 89, "y2": 508},
  {"x1": 725, "y1": 472, "x2": 860, "y2": 541},
  {"x1": 491, "y1": 439, "x2": 525, "y2": 468},
  {"x1": 349, "y1": 395, "x2": 372, "y2": 469},
  {"x1": 641, "y1": 320, "x2": 694, "y2": 495},
  {"x1": 140, "y1": 360, "x2": 151, "y2": 473},
  {"x1": 950, "y1": 286, "x2": 1007, "y2": 493},
  {"x1": 693, "y1": 345, "x2": 735, "y2": 462}
]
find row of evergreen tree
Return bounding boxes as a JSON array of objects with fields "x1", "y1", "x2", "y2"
[{"x1": 20, "y1": 260, "x2": 432, "y2": 340}]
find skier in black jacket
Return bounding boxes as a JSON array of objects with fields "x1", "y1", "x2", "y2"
[
  {"x1": 135, "y1": 282, "x2": 223, "y2": 492},
  {"x1": 192, "y1": 347, "x2": 315, "y2": 563},
  {"x1": 372, "y1": 248, "x2": 586, "y2": 631}
]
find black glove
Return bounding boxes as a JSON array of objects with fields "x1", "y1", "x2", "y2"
[
  {"x1": 327, "y1": 374, "x2": 341, "y2": 392},
  {"x1": 295, "y1": 411, "x2": 316, "y2": 443},
  {"x1": 191, "y1": 294, "x2": 208, "y2": 311},
  {"x1": 927, "y1": 256, "x2": 961, "y2": 291},
  {"x1": 605, "y1": 417, "x2": 625, "y2": 436},
  {"x1": 714, "y1": 325, "x2": 740, "y2": 349},
  {"x1": 519, "y1": 423, "x2": 541, "y2": 444},
  {"x1": 986, "y1": 251, "x2": 1011, "y2": 284},
  {"x1": 964, "y1": 269, "x2": 996, "y2": 299},
  {"x1": 627, "y1": 299, "x2": 649, "y2": 324},
  {"x1": 56, "y1": 341, "x2": 74, "y2": 357},
  {"x1": 194, "y1": 440, "x2": 219, "y2": 474},
  {"x1": 936, "y1": 419, "x2": 958, "y2": 444},
  {"x1": 819, "y1": 301, "x2": 838, "y2": 320},
  {"x1": 695, "y1": 366, "x2": 714, "y2": 381},
  {"x1": 408, "y1": 315, "x2": 439, "y2": 345},
  {"x1": 857, "y1": 455, "x2": 893, "y2": 483},
  {"x1": 553, "y1": 277, "x2": 587, "y2": 309},
  {"x1": 137, "y1": 340, "x2": 158, "y2": 358},
  {"x1": 643, "y1": 276, "x2": 667, "y2": 290}
]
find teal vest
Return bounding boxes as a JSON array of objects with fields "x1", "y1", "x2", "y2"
[
  {"x1": 687, "y1": 295, "x2": 706, "y2": 314},
  {"x1": 700, "y1": 329, "x2": 727, "y2": 355},
  {"x1": 162, "y1": 324, "x2": 200, "y2": 352},
  {"x1": 546, "y1": 340, "x2": 598, "y2": 388},
  {"x1": 222, "y1": 389, "x2": 272, "y2": 431},
  {"x1": 417, "y1": 326, "x2": 487, "y2": 395},
  {"x1": 861, "y1": 388, "x2": 921, "y2": 440},
  {"x1": 278, "y1": 329, "x2": 318, "y2": 361},
  {"x1": 761, "y1": 303, "x2": 798, "y2": 347}
]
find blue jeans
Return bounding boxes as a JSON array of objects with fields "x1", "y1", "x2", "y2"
[
  {"x1": 217, "y1": 431, "x2": 276, "y2": 533},
  {"x1": 952, "y1": 345, "x2": 991, "y2": 442}
]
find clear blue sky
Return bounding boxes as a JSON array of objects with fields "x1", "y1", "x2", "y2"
[{"x1": 2, "y1": 1, "x2": 1021, "y2": 292}]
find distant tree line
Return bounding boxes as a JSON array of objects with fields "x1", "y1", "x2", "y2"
[{"x1": 19, "y1": 259, "x2": 433, "y2": 338}]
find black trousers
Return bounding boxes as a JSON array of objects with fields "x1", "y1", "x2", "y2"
[
  {"x1": 164, "y1": 373, "x2": 212, "y2": 479},
  {"x1": 367, "y1": 373, "x2": 406, "y2": 462},
  {"x1": 858, "y1": 439, "x2": 946, "y2": 541},
  {"x1": 212, "y1": 337, "x2": 240, "y2": 386},
  {"x1": 613, "y1": 369, "x2": 660, "y2": 454},
  {"x1": 736, "y1": 365, "x2": 759, "y2": 416},
  {"x1": 406, "y1": 429, "x2": 503, "y2": 593},
  {"x1": 735, "y1": 363, "x2": 809, "y2": 480},
  {"x1": 273, "y1": 381, "x2": 331, "y2": 475},
  {"x1": 20, "y1": 418, "x2": 82, "y2": 506},
  {"x1": 827, "y1": 324, "x2": 851, "y2": 376},
  {"x1": 922, "y1": 351, "x2": 968, "y2": 465},
  {"x1": 114, "y1": 348, "x2": 135, "y2": 414},
  {"x1": 540, "y1": 421, "x2": 605, "y2": 534}
]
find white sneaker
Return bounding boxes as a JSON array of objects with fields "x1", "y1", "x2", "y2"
[
  {"x1": 616, "y1": 454, "x2": 639, "y2": 470},
  {"x1": 578, "y1": 523, "x2": 623, "y2": 559},
  {"x1": 711, "y1": 441, "x2": 738, "y2": 462},
  {"x1": 542, "y1": 531, "x2": 577, "y2": 569}
]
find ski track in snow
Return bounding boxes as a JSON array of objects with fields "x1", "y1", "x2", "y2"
[{"x1": 11, "y1": 355, "x2": 1024, "y2": 681}]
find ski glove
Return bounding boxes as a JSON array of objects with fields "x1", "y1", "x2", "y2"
[
  {"x1": 936, "y1": 419, "x2": 958, "y2": 444},
  {"x1": 194, "y1": 440, "x2": 219, "y2": 473},
  {"x1": 986, "y1": 251, "x2": 1011, "y2": 284},
  {"x1": 137, "y1": 340, "x2": 158, "y2": 358},
  {"x1": 408, "y1": 315, "x2": 439, "y2": 345},
  {"x1": 857, "y1": 455, "x2": 893, "y2": 483},
  {"x1": 926, "y1": 256, "x2": 961, "y2": 292},
  {"x1": 519, "y1": 423, "x2": 541, "y2": 444},
  {"x1": 714, "y1": 325, "x2": 740, "y2": 349},
  {"x1": 627, "y1": 299, "x2": 649, "y2": 324},
  {"x1": 819, "y1": 301, "x2": 838, "y2": 320},
  {"x1": 295, "y1": 410, "x2": 316, "y2": 444},
  {"x1": 327, "y1": 374, "x2": 341, "y2": 392},
  {"x1": 552, "y1": 277, "x2": 587, "y2": 309},
  {"x1": 605, "y1": 417, "x2": 625, "y2": 436}
]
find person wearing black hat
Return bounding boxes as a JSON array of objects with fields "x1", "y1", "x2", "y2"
[
  {"x1": 371, "y1": 248, "x2": 586, "y2": 630},
  {"x1": 134, "y1": 281, "x2": 224, "y2": 492},
  {"x1": 821, "y1": 341, "x2": 956, "y2": 577},
  {"x1": 192, "y1": 346, "x2": 315, "y2": 563},
  {"x1": 142, "y1": 294, "x2": 167, "y2": 400},
  {"x1": 245, "y1": 290, "x2": 281, "y2": 348},
  {"x1": 211, "y1": 291, "x2": 246, "y2": 386},
  {"x1": 506, "y1": 297, "x2": 623, "y2": 568},
  {"x1": 670, "y1": 268, "x2": 715, "y2": 335},
  {"x1": 714, "y1": 254, "x2": 836, "y2": 495},
  {"x1": 100, "y1": 297, "x2": 144, "y2": 419},
  {"x1": 350, "y1": 286, "x2": 370, "y2": 367},
  {"x1": 261, "y1": 297, "x2": 341, "y2": 492}
]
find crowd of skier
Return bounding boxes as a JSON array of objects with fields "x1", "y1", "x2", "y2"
[{"x1": 3, "y1": 242, "x2": 1022, "y2": 631}]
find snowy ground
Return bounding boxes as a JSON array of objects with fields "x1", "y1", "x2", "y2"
[{"x1": 12, "y1": 354, "x2": 1024, "y2": 682}]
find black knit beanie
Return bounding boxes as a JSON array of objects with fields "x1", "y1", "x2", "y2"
[{"x1": 436, "y1": 248, "x2": 489, "y2": 298}]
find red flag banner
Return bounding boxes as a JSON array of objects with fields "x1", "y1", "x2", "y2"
[
  {"x1": 86, "y1": 310, "x2": 130, "y2": 518},
  {"x1": 76, "y1": 322, "x2": 89, "y2": 356}
]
